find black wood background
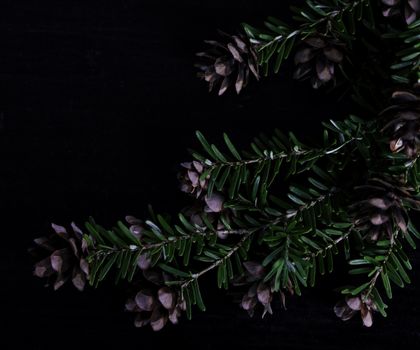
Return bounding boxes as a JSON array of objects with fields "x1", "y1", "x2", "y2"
[{"x1": 2, "y1": 1, "x2": 420, "y2": 349}]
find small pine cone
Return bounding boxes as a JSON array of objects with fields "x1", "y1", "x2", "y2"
[
  {"x1": 137, "y1": 252, "x2": 152, "y2": 271},
  {"x1": 178, "y1": 161, "x2": 209, "y2": 198},
  {"x1": 196, "y1": 30, "x2": 259, "y2": 95},
  {"x1": 182, "y1": 203, "x2": 213, "y2": 226},
  {"x1": 126, "y1": 284, "x2": 185, "y2": 331},
  {"x1": 125, "y1": 215, "x2": 153, "y2": 270},
  {"x1": 381, "y1": 90, "x2": 420, "y2": 158},
  {"x1": 351, "y1": 177, "x2": 420, "y2": 242},
  {"x1": 125, "y1": 215, "x2": 145, "y2": 240},
  {"x1": 204, "y1": 192, "x2": 225, "y2": 213},
  {"x1": 181, "y1": 190, "x2": 225, "y2": 214},
  {"x1": 237, "y1": 263, "x2": 273, "y2": 319},
  {"x1": 240, "y1": 281, "x2": 273, "y2": 318},
  {"x1": 293, "y1": 36, "x2": 344, "y2": 89},
  {"x1": 334, "y1": 294, "x2": 377, "y2": 327},
  {"x1": 382, "y1": 0, "x2": 420, "y2": 25},
  {"x1": 30, "y1": 222, "x2": 89, "y2": 291},
  {"x1": 182, "y1": 192, "x2": 237, "y2": 242}
]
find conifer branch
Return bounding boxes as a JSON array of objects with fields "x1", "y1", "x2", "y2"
[
  {"x1": 180, "y1": 230, "x2": 255, "y2": 290},
  {"x1": 251, "y1": 0, "x2": 368, "y2": 50},
  {"x1": 363, "y1": 237, "x2": 398, "y2": 301},
  {"x1": 30, "y1": 0, "x2": 420, "y2": 331},
  {"x1": 304, "y1": 224, "x2": 354, "y2": 260}
]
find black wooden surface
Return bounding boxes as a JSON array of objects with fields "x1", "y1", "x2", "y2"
[{"x1": 2, "y1": 1, "x2": 420, "y2": 349}]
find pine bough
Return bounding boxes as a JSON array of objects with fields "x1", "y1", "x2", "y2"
[{"x1": 31, "y1": 0, "x2": 420, "y2": 330}]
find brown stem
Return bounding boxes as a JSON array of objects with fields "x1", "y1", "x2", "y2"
[
  {"x1": 304, "y1": 225, "x2": 354, "y2": 261},
  {"x1": 206, "y1": 137, "x2": 360, "y2": 172},
  {"x1": 364, "y1": 231, "x2": 399, "y2": 301},
  {"x1": 258, "y1": 0, "x2": 366, "y2": 51},
  {"x1": 180, "y1": 230, "x2": 255, "y2": 290}
]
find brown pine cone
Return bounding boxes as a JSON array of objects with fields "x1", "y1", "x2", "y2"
[
  {"x1": 334, "y1": 295, "x2": 377, "y2": 327},
  {"x1": 125, "y1": 270, "x2": 186, "y2": 331},
  {"x1": 182, "y1": 201, "x2": 223, "y2": 230},
  {"x1": 293, "y1": 35, "x2": 345, "y2": 89},
  {"x1": 233, "y1": 261, "x2": 278, "y2": 318},
  {"x1": 30, "y1": 222, "x2": 89, "y2": 291},
  {"x1": 125, "y1": 215, "x2": 154, "y2": 270},
  {"x1": 181, "y1": 193, "x2": 238, "y2": 240},
  {"x1": 178, "y1": 161, "x2": 209, "y2": 198},
  {"x1": 351, "y1": 177, "x2": 420, "y2": 242},
  {"x1": 196, "y1": 31, "x2": 259, "y2": 95},
  {"x1": 381, "y1": 90, "x2": 420, "y2": 158},
  {"x1": 382, "y1": 0, "x2": 420, "y2": 25},
  {"x1": 125, "y1": 215, "x2": 145, "y2": 240},
  {"x1": 240, "y1": 281, "x2": 274, "y2": 318}
]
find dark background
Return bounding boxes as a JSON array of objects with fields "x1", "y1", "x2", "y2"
[{"x1": 2, "y1": 0, "x2": 420, "y2": 349}]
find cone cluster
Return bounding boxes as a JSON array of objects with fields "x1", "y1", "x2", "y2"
[
  {"x1": 334, "y1": 295, "x2": 377, "y2": 327},
  {"x1": 125, "y1": 269, "x2": 186, "y2": 331},
  {"x1": 381, "y1": 90, "x2": 420, "y2": 159},
  {"x1": 179, "y1": 161, "x2": 209, "y2": 198},
  {"x1": 352, "y1": 177, "x2": 420, "y2": 242},
  {"x1": 293, "y1": 36, "x2": 344, "y2": 89},
  {"x1": 382, "y1": 0, "x2": 420, "y2": 24},
  {"x1": 233, "y1": 261, "x2": 275, "y2": 317},
  {"x1": 30, "y1": 222, "x2": 89, "y2": 291},
  {"x1": 196, "y1": 31, "x2": 259, "y2": 95}
]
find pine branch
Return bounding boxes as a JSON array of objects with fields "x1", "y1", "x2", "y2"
[
  {"x1": 343, "y1": 221, "x2": 419, "y2": 319},
  {"x1": 201, "y1": 134, "x2": 361, "y2": 168},
  {"x1": 386, "y1": 19, "x2": 420, "y2": 86},
  {"x1": 85, "y1": 214, "x2": 264, "y2": 286},
  {"x1": 261, "y1": 184, "x2": 352, "y2": 292},
  {"x1": 243, "y1": 0, "x2": 372, "y2": 74},
  {"x1": 180, "y1": 230, "x2": 255, "y2": 290},
  {"x1": 363, "y1": 237, "x2": 398, "y2": 301},
  {"x1": 30, "y1": 0, "x2": 420, "y2": 331},
  {"x1": 191, "y1": 121, "x2": 363, "y2": 203},
  {"x1": 305, "y1": 223, "x2": 354, "y2": 260},
  {"x1": 285, "y1": 189, "x2": 334, "y2": 220}
]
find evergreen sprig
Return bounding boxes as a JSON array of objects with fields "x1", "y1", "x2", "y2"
[
  {"x1": 31, "y1": 0, "x2": 420, "y2": 330},
  {"x1": 243, "y1": 0, "x2": 373, "y2": 76},
  {"x1": 192, "y1": 120, "x2": 362, "y2": 202},
  {"x1": 387, "y1": 19, "x2": 420, "y2": 85}
]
